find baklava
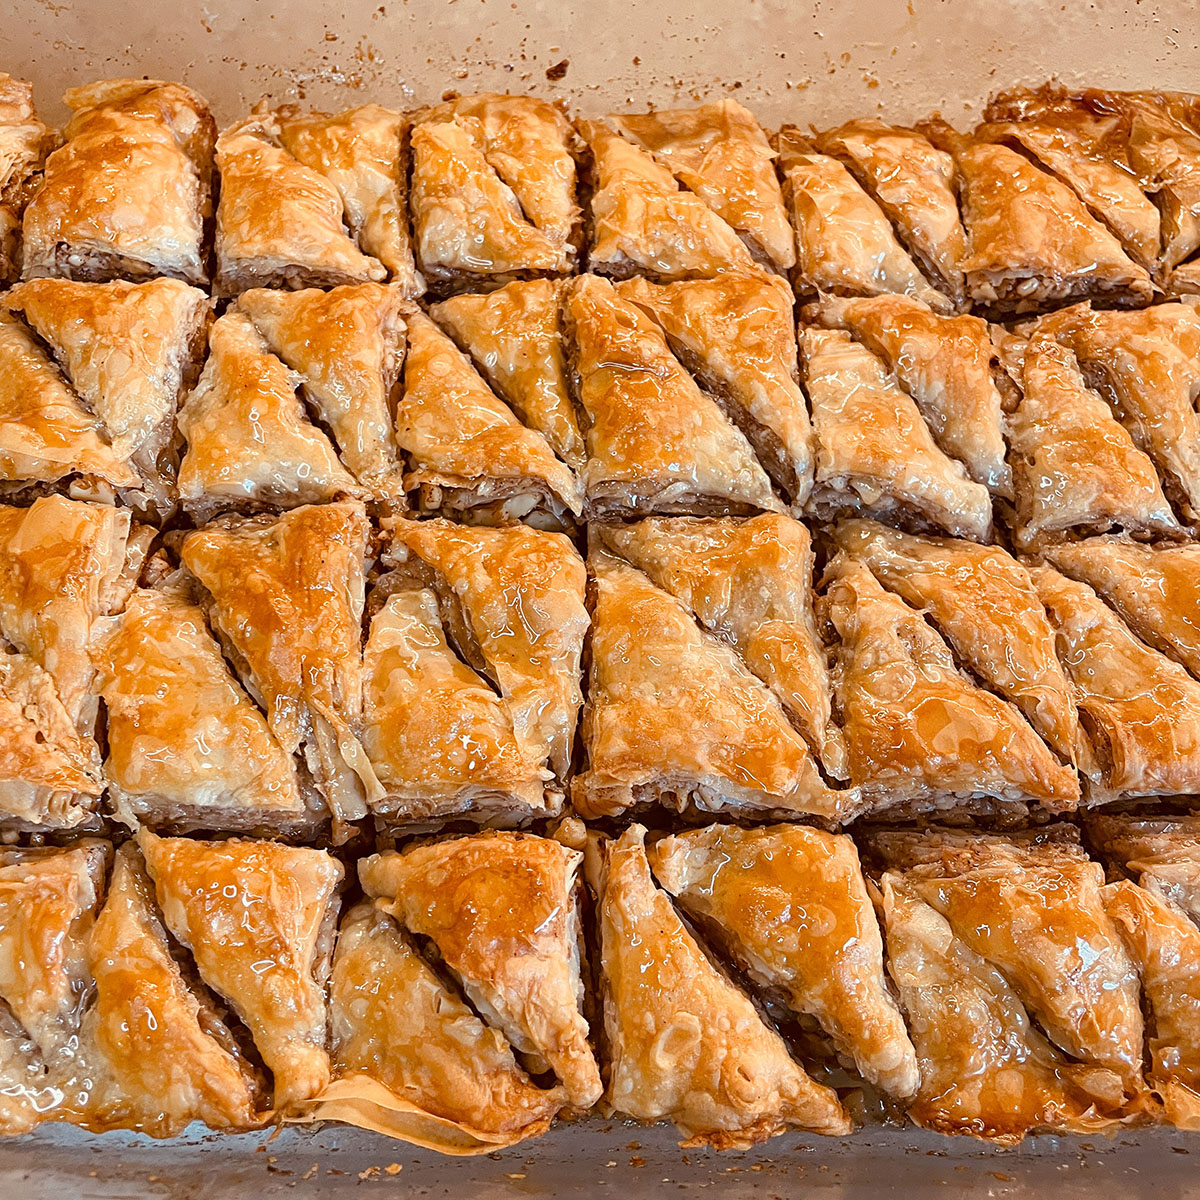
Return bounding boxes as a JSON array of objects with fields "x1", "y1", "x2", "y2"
[
  {"x1": 410, "y1": 94, "x2": 580, "y2": 293},
  {"x1": 589, "y1": 824, "x2": 851, "y2": 1147},
  {"x1": 22, "y1": 79, "x2": 215, "y2": 286},
  {"x1": 364, "y1": 520, "x2": 586, "y2": 825},
  {"x1": 0, "y1": 74, "x2": 52, "y2": 285}
]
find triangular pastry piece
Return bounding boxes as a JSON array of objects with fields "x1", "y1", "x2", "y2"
[
  {"x1": 879, "y1": 831, "x2": 1144, "y2": 1084},
  {"x1": 611, "y1": 100, "x2": 795, "y2": 273},
  {"x1": 983, "y1": 88, "x2": 1161, "y2": 271},
  {"x1": 822, "y1": 557, "x2": 1080, "y2": 814},
  {"x1": 178, "y1": 309, "x2": 364, "y2": 521},
  {"x1": 807, "y1": 294, "x2": 1011, "y2": 496},
  {"x1": 94, "y1": 579, "x2": 309, "y2": 834},
  {"x1": 775, "y1": 127, "x2": 951, "y2": 311},
  {"x1": 801, "y1": 326, "x2": 993, "y2": 540},
  {"x1": 398, "y1": 310, "x2": 581, "y2": 527},
  {"x1": 409, "y1": 118, "x2": 571, "y2": 292},
  {"x1": 276, "y1": 103, "x2": 423, "y2": 296},
  {"x1": 72, "y1": 844, "x2": 261, "y2": 1136},
  {"x1": 649, "y1": 824, "x2": 918, "y2": 1097},
  {"x1": 0, "y1": 842, "x2": 108, "y2": 1062},
  {"x1": 1044, "y1": 538, "x2": 1200, "y2": 679},
  {"x1": 833, "y1": 519, "x2": 1083, "y2": 764},
  {"x1": 0, "y1": 495, "x2": 131, "y2": 732},
  {"x1": 921, "y1": 119, "x2": 1152, "y2": 314},
  {"x1": 1004, "y1": 334, "x2": 1182, "y2": 547},
  {"x1": 0, "y1": 649, "x2": 104, "y2": 830},
  {"x1": 299, "y1": 901, "x2": 562, "y2": 1152},
  {"x1": 1104, "y1": 878, "x2": 1200, "y2": 1129},
  {"x1": 1087, "y1": 814, "x2": 1200, "y2": 924},
  {"x1": 180, "y1": 502, "x2": 378, "y2": 828},
  {"x1": 383, "y1": 519, "x2": 587, "y2": 781},
  {"x1": 429, "y1": 280, "x2": 584, "y2": 469},
  {"x1": 214, "y1": 112, "x2": 385, "y2": 296},
  {"x1": 235, "y1": 284, "x2": 408, "y2": 499},
  {"x1": 1032, "y1": 564, "x2": 1200, "y2": 800},
  {"x1": 410, "y1": 94, "x2": 579, "y2": 292},
  {"x1": 4, "y1": 278, "x2": 210, "y2": 512},
  {"x1": 1029, "y1": 301, "x2": 1200, "y2": 520},
  {"x1": 139, "y1": 830, "x2": 342, "y2": 1111},
  {"x1": 581, "y1": 120, "x2": 756, "y2": 280},
  {"x1": 590, "y1": 825, "x2": 850, "y2": 1147},
  {"x1": 573, "y1": 549, "x2": 845, "y2": 821},
  {"x1": 21, "y1": 79, "x2": 214, "y2": 286},
  {"x1": 0, "y1": 311, "x2": 138, "y2": 494},
  {"x1": 361, "y1": 589, "x2": 551, "y2": 825},
  {"x1": 597, "y1": 514, "x2": 844, "y2": 776},
  {"x1": 361, "y1": 831, "x2": 600, "y2": 1107},
  {"x1": 566, "y1": 275, "x2": 781, "y2": 518},
  {"x1": 617, "y1": 273, "x2": 815, "y2": 504},
  {"x1": 880, "y1": 870, "x2": 1133, "y2": 1143},
  {"x1": 815, "y1": 119, "x2": 968, "y2": 307}
]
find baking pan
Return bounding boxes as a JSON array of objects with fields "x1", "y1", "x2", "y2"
[{"x1": 6, "y1": 0, "x2": 1200, "y2": 1191}]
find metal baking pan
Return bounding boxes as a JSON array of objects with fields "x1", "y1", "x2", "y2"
[{"x1": 6, "y1": 0, "x2": 1200, "y2": 1191}]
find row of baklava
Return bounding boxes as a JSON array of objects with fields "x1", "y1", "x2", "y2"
[
  {"x1": 4, "y1": 266, "x2": 1200, "y2": 539},
  {"x1": 7, "y1": 494, "x2": 1200, "y2": 836},
  {"x1": 3, "y1": 816, "x2": 1199, "y2": 1150},
  {"x1": 4, "y1": 77, "x2": 1200, "y2": 310}
]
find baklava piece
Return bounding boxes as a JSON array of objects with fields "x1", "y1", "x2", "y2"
[
  {"x1": 299, "y1": 901, "x2": 562, "y2": 1151},
  {"x1": 274, "y1": 103, "x2": 423, "y2": 295},
  {"x1": 0, "y1": 309, "x2": 138, "y2": 499},
  {"x1": 921, "y1": 119, "x2": 1153, "y2": 314},
  {"x1": 1033, "y1": 565, "x2": 1200, "y2": 801},
  {"x1": 179, "y1": 502, "x2": 380, "y2": 831},
  {"x1": 94, "y1": 577, "x2": 312, "y2": 835},
  {"x1": 1087, "y1": 814, "x2": 1200, "y2": 924},
  {"x1": 0, "y1": 842, "x2": 108, "y2": 1063},
  {"x1": 983, "y1": 87, "x2": 1162, "y2": 272},
  {"x1": 589, "y1": 825, "x2": 850, "y2": 1147},
  {"x1": 0, "y1": 75, "x2": 52, "y2": 285},
  {"x1": 410, "y1": 94, "x2": 579, "y2": 294},
  {"x1": 834, "y1": 519, "x2": 1083, "y2": 765},
  {"x1": 878, "y1": 832, "x2": 1143, "y2": 1143},
  {"x1": 73, "y1": 844, "x2": 261, "y2": 1137},
  {"x1": 822, "y1": 556, "x2": 1080, "y2": 816},
  {"x1": 649, "y1": 824, "x2": 918, "y2": 1098},
  {"x1": 1003, "y1": 334, "x2": 1182, "y2": 547},
  {"x1": 397, "y1": 309, "x2": 581, "y2": 527},
  {"x1": 608, "y1": 100, "x2": 794, "y2": 274},
  {"x1": 565, "y1": 275, "x2": 782, "y2": 519},
  {"x1": 361, "y1": 831, "x2": 600, "y2": 1107},
  {"x1": 430, "y1": 279, "x2": 585, "y2": 469},
  {"x1": 596, "y1": 514, "x2": 845, "y2": 777},
  {"x1": 0, "y1": 495, "x2": 133, "y2": 733},
  {"x1": 139, "y1": 830, "x2": 342, "y2": 1111},
  {"x1": 775, "y1": 127, "x2": 951, "y2": 311},
  {"x1": 0, "y1": 1004, "x2": 47, "y2": 1135},
  {"x1": 800, "y1": 327, "x2": 993, "y2": 540},
  {"x1": 232, "y1": 284, "x2": 408, "y2": 504},
  {"x1": 214, "y1": 109, "x2": 386, "y2": 296},
  {"x1": 0, "y1": 650, "x2": 104, "y2": 830},
  {"x1": 1029, "y1": 301, "x2": 1200, "y2": 521},
  {"x1": 581, "y1": 120, "x2": 755, "y2": 281},
  {"x1": 617, "y1": 272, "x2": 815, "y2": 505},
  {"x1": 3, "y1": 277, "x2": 211, "y2": 515},
  {"x1": 1044, "y1": 537, "x2": 1200, "y2": 679},
  {"x1": 806, "y1": 294, "x2": 1011, "y2": 497},
  {"x1": 815, "y1": 118, "x2": 968, "y2": 307},
  {"x1": 365, "y1": 520, "x2": 585, "y2": 825},
  {"x1": 572, "y1": 548, "x2": 846, "y2": 822},
  {"x1": 22, "y1": 79, "x2": 214, "y2": 286},
  {"x1": 177, "y1": 310, "x2": 365, "y2": 521}
]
